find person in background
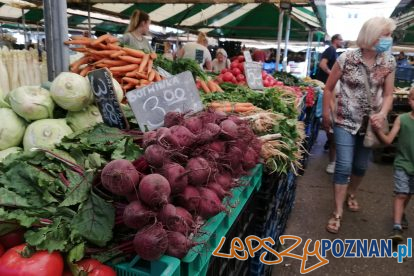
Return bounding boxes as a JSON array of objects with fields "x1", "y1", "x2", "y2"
[
  {"x1": 253, "y1": 48, "x2": 266, "y2": 63},
  {"x1": 177, "y1": 32, "x2": 212, "y2": 71},
  {"x1": 323, "y1": 17, "x2": 396, "y2": 234},
  {"x1": 396, "y1": 51, "x2": 409, "y2": 67},
  {"x1": 374, "y1": 88, "x2": 414, "y2": 243},
  {"x1": 163, "y1": 42, "x2": 174, "y2": 61},
  {"x1": 212, "y1": 48, "x2": 230, "y2": 73},
  {"x1": 120, "y1": 9, "x2": 152, "y2": 52},
  {"x1": 317, "y1": 34, "x2": 344, "y2": 174}
]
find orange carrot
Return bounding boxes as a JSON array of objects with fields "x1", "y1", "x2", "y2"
[
  {"x1": 91, "y1": 34, "x2": 111, "y2": 46},
  {"x1": 110, "y1": 64, "x2": 139, "y2": 72},
  {"x1": 122, "y1": 77, "x2": 140, "y2": 85},
  {"x1": 70, "y1": 47, "x2": 88, "y2": 52},
  {"x1": 80, "y1": 65, "x2": 93, "y2": 77},
  {"x1": 107, "y1": 44, "x2": 122, "y2": 51},
  {"x1": 136, "y1": 72, "x2": 148, "y2": 80},
  {"x1": 140, "y1": 79, "x2": 150, "y2": 85},
  {"x1": 70, "y1": 56, "x2": 91, "y2": 72},
  {"x1": 154, "y1": 72, "x2": 162, "y2": 82},
  {"x1": 110, "y1": 51, "x2": 126, "y2": 59},
  {"x1": 138, "y1": 54, "x2": 150, "y2": 72},
  {"x1": 70, "y1": 36, "x2": 91, "y2": 40},
  {"x1": 148, "y1": 71, "x2": 156, "y2": 82},
  {"x1": 199, "y1": 80, "x2": 211, "y2": 93},
  {"x1": 93, "y1": 59, "x2": 127, "y2": 66},
  {"x1": 107, "y1": 36, "x2": 118, "y2": 43},
  {"x1": 118, "y1": 55, "x2": 142, "y2": 64},
  {"x1": 64, "y1": 40, "x2": 91, "y2": 45},
  {"x1": 150, "y1": 52, "x2": 157, "y2": 60},
  {"x1": 125, "y1": 70, "x2": 139, "y2": 77},
  {"x1": 216, "y1": 83, "x2": 224, "y2": 92},
  {"x1": 207, "y1": 80, "x2": 218, "y2": 93},
  {"x1": 123, "y1": 47, "x2": 145, "y2": 58},
  {"x1": 123, "y1": 83, "x2": 134, "y2": 91},
  {"x1": 147, "y1": 59, "x2": 153, "y2": 73}
]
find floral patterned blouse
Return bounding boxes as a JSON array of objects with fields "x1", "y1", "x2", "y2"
[{"x1": 335, "y1": 49, "x2": 396, "y2": 134}]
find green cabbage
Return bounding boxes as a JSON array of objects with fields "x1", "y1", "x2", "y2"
[
  {"x1": 0, "y1": 147, "x2": 22, "y2": 162},
  {"x1": 0, "y1": 88, "x2": 10, "y2": 108},
  {"x1": 0, "y1": 108, "x2": 26, "y2": 150},
  {"x1": 50, "y1": 72, "x2": 92, "y2": 111},
  {"x1": 66, "y1": 105, "x2": 103, "y2": 132},
  {"x1": 9, "y1": 86, "x2": 55, "y2": 121},
  {"x1": 23, "y1": 119, "x2": 73, "y2": 151}
]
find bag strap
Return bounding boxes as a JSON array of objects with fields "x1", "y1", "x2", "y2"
[{"x1": 359, "y1": 64, "x2": 372, "y2": 109}]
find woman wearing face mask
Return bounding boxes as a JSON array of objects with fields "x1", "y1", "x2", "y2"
[
  {"x1": 323, "y1": 17, "x2": 396, "y2": 234},
  {"x1": 212, "y1": 48, "x2": 230, "y2": 73},
  {"x1": 120, "y1": 10, "x2": 152, "y2": 52}
]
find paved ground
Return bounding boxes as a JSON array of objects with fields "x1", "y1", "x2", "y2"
[{"x1": 272, "y1": 131, "x2": 414, "y2": 276}]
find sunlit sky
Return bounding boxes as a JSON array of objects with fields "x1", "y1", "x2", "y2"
[{"x1": 326, "y1": 0, "x2": 400, "y2": 41}]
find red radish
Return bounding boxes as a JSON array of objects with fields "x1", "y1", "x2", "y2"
[
  {"x1": 157, "y1": 204, "x2": 190, "y2": 234},
  {"x1": 207, "y1": 182, "x2": 231, "y2": 199},
  {"x1": 133, "y1": 223, "x2": 168, "y2": 261},
  {"x1": 144, "y1": 144, "x2": 167, "y2": 168},
  {"x1": 197, "y1": 187, "x2": 226, "y2": 219},
  {"x1": 101, "y1": 159, "x2": 140, "y2": 196},
  {"x1": 231, "y1": 68, "x2": 241, "y2": 76},
  {"x1": 184, "y1": 117, "x2": 203, "y2": 134},
  {"x1": 222, "y1": 72, "x2": 233, "y2": 82},
  {"x1": 236, "y1": 74, "x2": 245, "y2": 82},
  {"x1": 139, "y1": 174, "x2": 171, "y2": 208},
  {"x1": 0, "y1": 229, "x2": 25, "y2": 249},
  {"x1": 169, "y1": 125, "x2": 197, "y2": 148},
  {"x1": 220, "y1": 119, "x2": 239, "y2": 140},
  {"x1": 166, "y1": 232, "x2": 196, "y2": 259},
  {"x1": 186, "y1": 157, "x2": 212, "y2": 185},
  {"x1": 123, "y1": 200, "x2": 156, "y2": 230},
  {"x1": 143, "y1": 131, "x2": 157, "y2": 148},
  {"x1": 177, "y1": 186, "x2": 200, "y2": 213},
  {"x1": 161, "y1": 163, "x2": 188, "y2": 194},
  {"x1": 175, "y1": 207, "x2": 195, "y2": 229},
  {"x1": 164, "y1": 112, "x2": 184, "y2": 128}
]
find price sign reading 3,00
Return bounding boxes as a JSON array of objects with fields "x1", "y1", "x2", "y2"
[{"x1": 126, "y1": 71, "x2": 203, "y2": 132}]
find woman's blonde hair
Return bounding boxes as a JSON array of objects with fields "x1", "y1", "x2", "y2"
[
  {"x1": 356, "y1": 17, "x2": 396, "y2": 49},
  {"x1": 126, "y1": 9, "x2": 150, "y2": 33},
  {"x1": 197, "y1": 32, "x2": 208, "y2": 46}
]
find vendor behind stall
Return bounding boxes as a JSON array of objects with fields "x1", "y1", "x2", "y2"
[
  {"x1": 120, "y1": 9, "x2": 152, "y2": 52},
  {"x1": 212, "y1": 48, "x2": 230, "y2": 73},
  {"x1": 177, "y1": 32, "x2": 212, "y2": 71}
]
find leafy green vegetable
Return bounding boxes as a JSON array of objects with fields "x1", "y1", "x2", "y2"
[
  {"x1": 59, "y1": 171, "x2": 93, "y2": 207},
  {"x1": 25, "y1": 217, "x2": 70, "y2": 252}
]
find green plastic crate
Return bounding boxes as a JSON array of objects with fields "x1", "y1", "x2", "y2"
[
  {"x1": 180, "y1": 164, "x2": 263, "y2": 276},
  {"x1": 113, "y1": 255, "x2": 180, "y2": 276}
]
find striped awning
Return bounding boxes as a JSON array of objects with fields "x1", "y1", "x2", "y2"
[
  {"x1": 0, "y1": 2, "x2": 325, "y2": 41},
  {"x1": 392, "y1": 0, "x2": 414, "y2": 44}
]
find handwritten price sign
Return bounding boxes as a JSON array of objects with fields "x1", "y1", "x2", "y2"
[
  {"x1": 244, "y1": 62, "x2": 264, "y2": 90},
  {"x1": 126, "y1": 71, "x2": 203, "y2": 132},
  {"x1": 88, "y1": 68, "x2": 129, "y2": 129}
]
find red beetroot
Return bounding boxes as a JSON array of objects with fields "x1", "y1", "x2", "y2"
[
  {"x1": 169, "y1": 125, "x2": 197, "y2": 148},
  {"x1": 207, "y1": 141, "x2": 226, "y2": 154},
  {"x1": 184, "y1": 117, "x2": 203, "y2": 134},
  {"x1": 101, "y1": 159, "x2": 140, "y2": 196},
  {"x1": 175, "y1": 207, "x2": 195, "y2": 229},
  {"x1": 123, "y1": 200, "x2": 156, "y2": 230},
  {"x1": 133, "y1": 223, "x2": 168, "y2": 261},
  {"x1": 198, "y1": 123, "x2": 221, "y2": 144},
  {"x1": 145, "y1": 144, "x2": 167, "y2": 168},
  {"x1": 242, "y1": 146, "x2": 259, "y2": 170},
  {"x1": 161, "y1": 163, "x2": 188, "y2": 194},
  {"x1": 226, "y1": 146, "x2": 243, "y2": 170},
  {"x1": 164, "y1": 112, "x2": 184, "y2": 128},
  {"x1": 157, "y1": 204, "x2": 190, "y2": 235},
  {"x1": 177, "y1": 186, "x2": 200, "y2": 213},
  {"x1": 197, "y1": 187, "x2": 226, "y2": 219},
  {"x1": 207, "y1": 182, "x2": 231, "y2": 199},
  {"x1": 215, "y1": 173, "x2": 234, "y2": 191},
  {"x1": 143, "y1": 131, "x2": 157, "y2": 148},
  {"x1": 166, "y1": 232, "x2": 196, "y2": 259},
  {"x1": 186, "y1": 157, "x2": 212, "y2": 185},
  {"x1": 220, "y1": 119, "x2": 239, "y2": 140},
  {"x1": 139, "y1": 174, "x2": 171, "y2": 208},
  {"x1": 156, "y1": 127, "x2": 178, "y2": 149}
]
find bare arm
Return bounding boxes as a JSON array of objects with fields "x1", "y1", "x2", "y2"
[
  {"x1": 319, "y1": 58, "x2": 331, "y2": 75},
  {"x1": 374, "y1": 115, "x2": 400, "y2": 145},
  {"x1": 370, "y1": 70, "x2": 395, "y2": 129},
  {"x1": 176, "y1": 48, "x2": 185, "y2": 59},
  {"x1": 205, "y1": 59, "x2": 212, "y2": 71},
  {"x1": 323, "y1": 62, "x2": 341, "y2": 130}
]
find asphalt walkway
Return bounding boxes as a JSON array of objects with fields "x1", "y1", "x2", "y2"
[{"x1": 272, "y1": 131, "x2": 414, "y2": 276}]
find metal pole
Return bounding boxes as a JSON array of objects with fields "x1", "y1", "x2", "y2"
[
  {"x1": 21, "y1": 9, "x2": 27, "y2": 49},
  {"x1": 305, "y1": 30, "x2": 313, "y2": 77},
  {"x1": 43, "y1": 0, "x2": 70, "y2": 81},
  {"x1": 88, "y1": 3, "x2": 92, "y2": 37},
  {"x1": 275, "y1": 9, "x2": 285, "y2": 72},
  {"x1": 282, "y1": 15, "x2": 291, "y2": 72},
  {"x1": 312, "y1": 32, "x2": 322, "y2": 77}
]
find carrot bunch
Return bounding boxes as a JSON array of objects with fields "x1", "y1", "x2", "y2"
[
  {"x1": 209, "y1": 101, "x2": 256, "y2": 113},
  {"x1": 196, "y1": 79, "x2": 223, "y2": 93},
  {"x1": 64, "y1": 34, "x2": 162, "y2": 91}
]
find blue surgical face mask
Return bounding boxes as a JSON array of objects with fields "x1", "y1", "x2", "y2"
[{"x1": 375, "y1": 36, "x2": 393, "y2": 53}]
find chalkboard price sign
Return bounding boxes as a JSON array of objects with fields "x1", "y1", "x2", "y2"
[
  {"x1": 244, "y1": 62, "x2": 264, "y2": 90},
  {"x1": 87, "y1": 68, "x2": 129, "y2": 129},
  {"x1": 126, "y1": 71, "x2": 204, "y2": 132}
]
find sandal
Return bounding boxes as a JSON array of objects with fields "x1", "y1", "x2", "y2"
[
  {"x1": 326, "y1": 213, "x2": 342, "y2": 234},
  {"x1": 347, "y1": 194, "x2": 360, "y2": 212}
]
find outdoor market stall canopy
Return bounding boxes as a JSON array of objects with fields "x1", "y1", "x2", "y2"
[
  {"x1": 0, "y1": 1, "x2": 325, "y2": 41},
  {"x1": 392, "y1": 0, "x2": 414, "y2": 45}
]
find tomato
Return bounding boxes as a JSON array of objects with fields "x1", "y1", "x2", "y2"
[
  {"x1": 222, "y1": 72, "x2": 234, "y2": 82},
  {"x1": 275, "y1": 81, "x2": 284, "y2": 86},
  {"x1": 237, "y1": 55, "x2": 245, "y2": 63},
  {"x1": 261, "y1": 71, "x2": 268, "y2": 79},
  {"x1": 0, "y1": 244, "x2": 64, "y2": 276},
  {"x1": 230, "y1": 61, "x2": 239, "y2": 69},
  {"x1": 78, "y1": 259, "x2": 116, "y2": 276},
  {"x1": 263, "y1": 79, "x2": 271, "y2": 87},
  {"x1": 238, "y1": 81, "x2": 247, "y2": 86},
  {"x1": 231, "y1": 68, "x2": 241, "y2": 76},
  {"x1": 221, "y1": 68, "x2": 229, "y2": 74},
  {"x1": 0, "y1": 229, "x2": 25, "y2": 249},
  {"x1": 236, "y1": 74, "x2": 245, "y2": 81},
  {"x1": 62, "y1": 270, "x2": 73, "y2": 276},
  {"x1": 77, "y1": 259, "x2": 102, "y2": 272},
  {"x1": 238, "y1": 63, "x2": 244, "y2": 73},
  {"x1": 0, "y1": 244, "x2": 4, "y2": 257}
]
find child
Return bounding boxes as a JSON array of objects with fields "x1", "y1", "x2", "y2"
[{"x1": 374, "y1": 87, "x2": 414, "y2": 243}]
